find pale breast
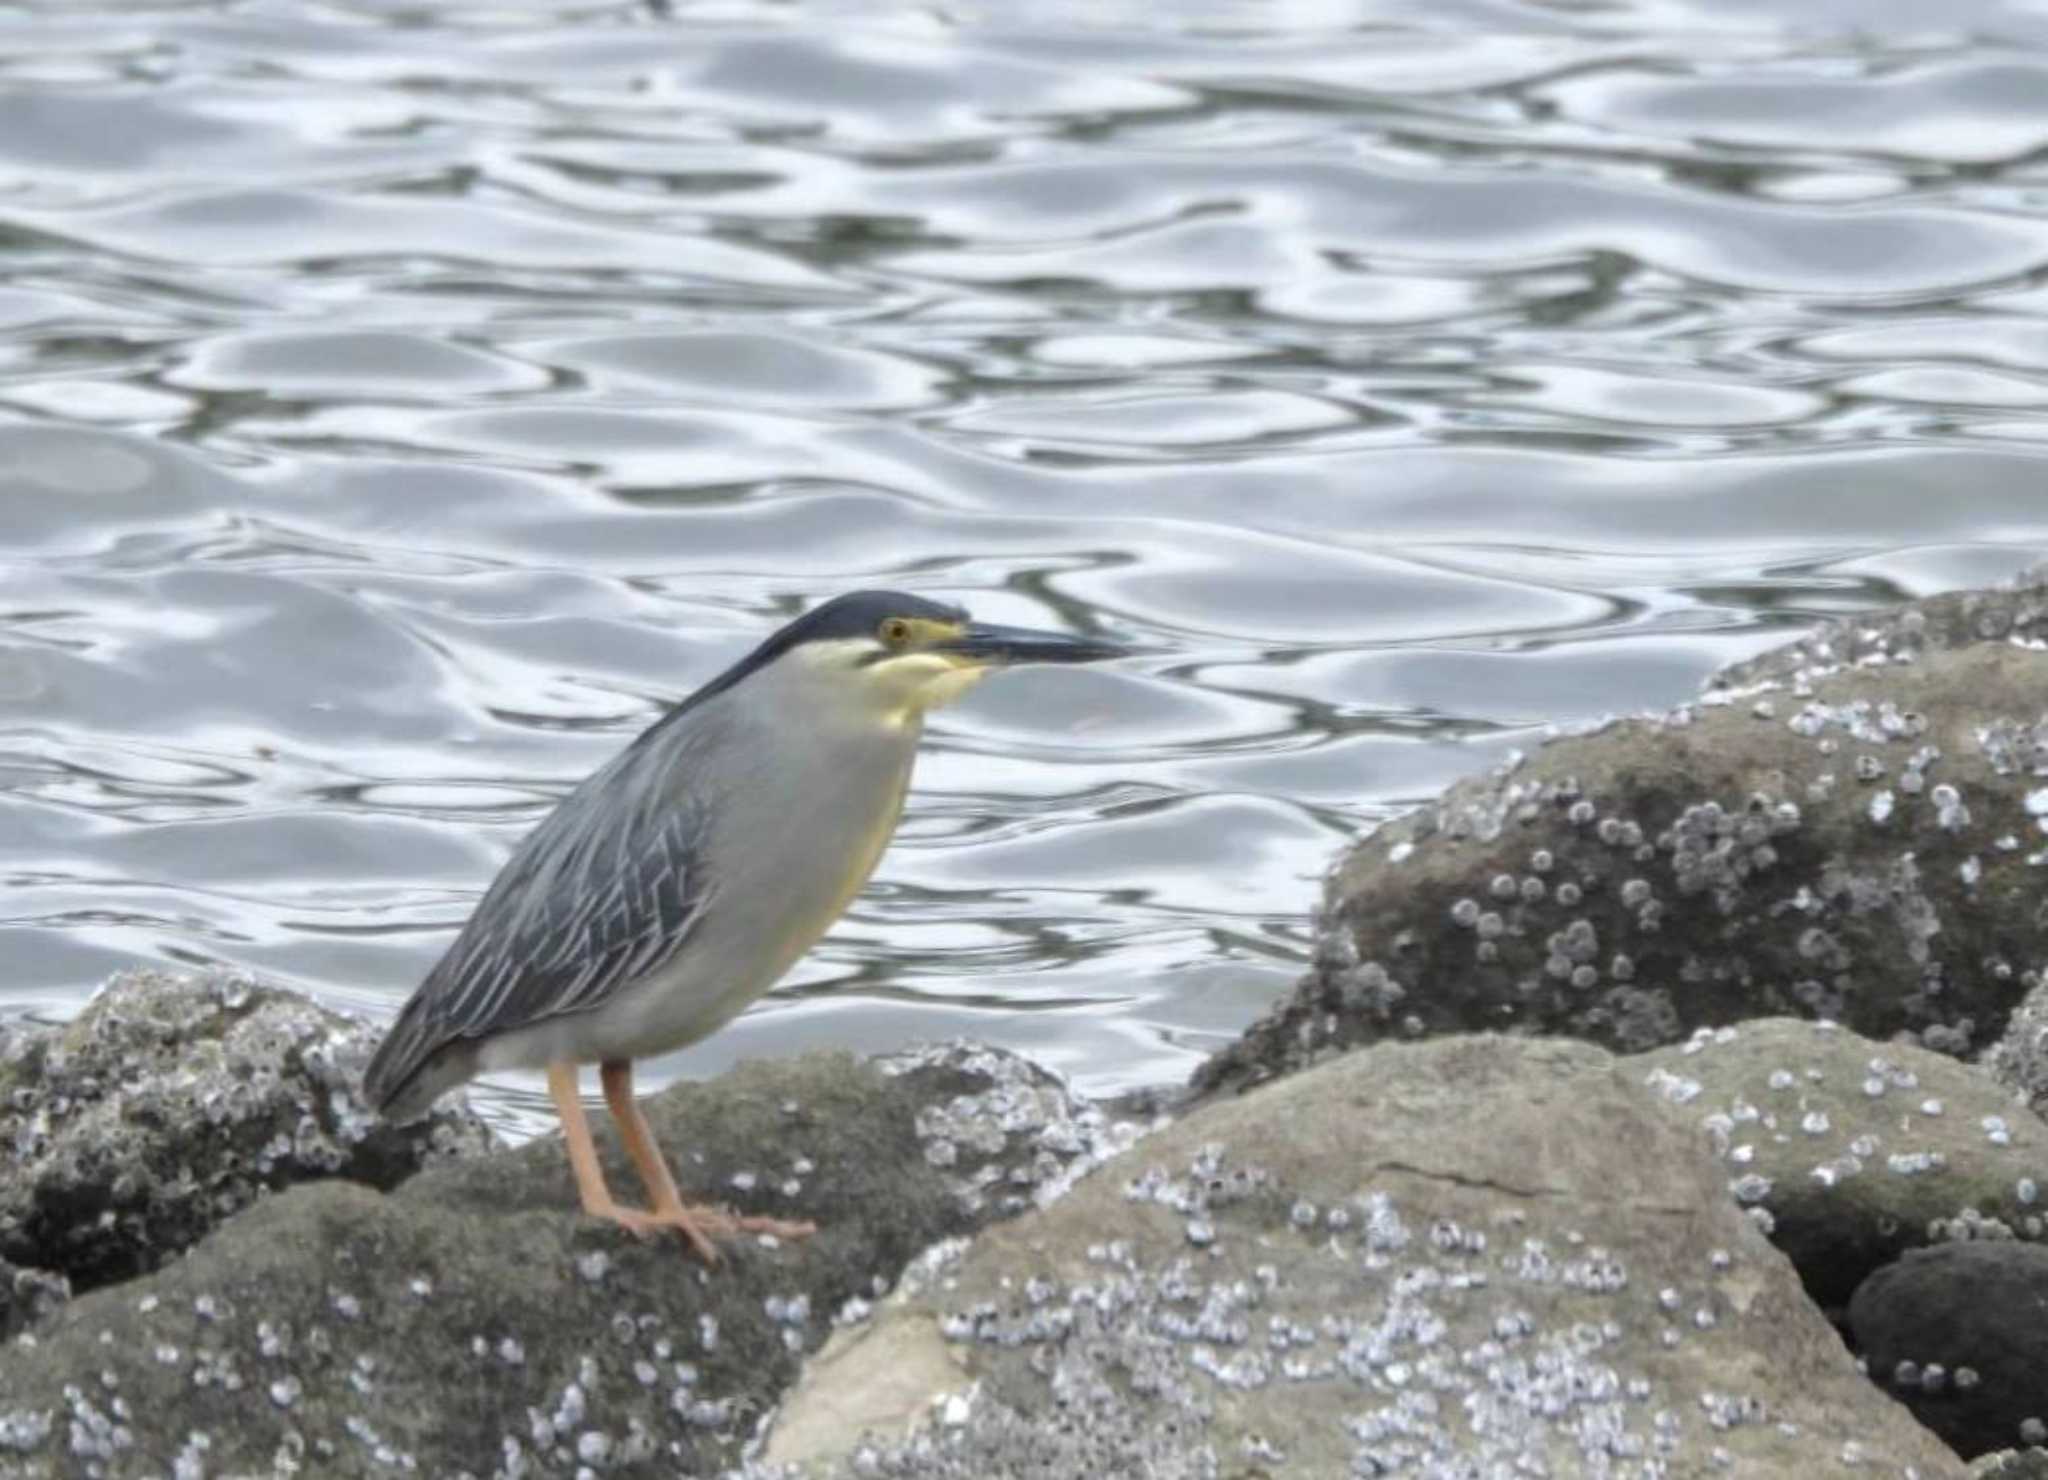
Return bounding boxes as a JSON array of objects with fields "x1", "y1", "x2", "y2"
[{"x1": 580, "y1": 708, "x2": 918, "y2": 1059}]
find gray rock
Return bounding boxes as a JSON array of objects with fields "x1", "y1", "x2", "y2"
[
  {"x1": 0, "y1": 1043, "x2": 1128, "y2": 1478},
  {"x1": 1635, "y1": 1019, "x2": 2048, "y2": 1309},
  {"x1": 0, "y1": 967, "x2": 493, "y2": 1293},
  {"x1": 751, "y1": 1035, "x2": 1964, "y2": 1478},
  {"x1": 1849, "y1": 1242, "x2": 2048, "y2": 1460},
  {"x1": 1197, "y1": 594, "x2": 2048, "y2": 1098}
]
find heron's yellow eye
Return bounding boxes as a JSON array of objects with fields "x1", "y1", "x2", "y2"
[{"x1": 878, "y1": 617, "x2": 913, "y2": 647}]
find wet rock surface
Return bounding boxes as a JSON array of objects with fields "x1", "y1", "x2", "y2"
[
  {"x1": 1198, "y1": 578, "x2": 2048, "y2": 1099},
  {"x1": 0, "y1": 967, "x2": 492, "y2": 1293},
  {"x1": 0, "y1": 1042, "x2": 1126, "y2": 1478},
  {"x1": 749, "y1": 1035, "x2": 1962, "y2": 1479},
  {"x1": 1635, "y1": 1019, "x2": 2048, "y2": 1310},
  {"x1": 1849, "y1": 1242, "x2": 2048, "y2": 1460}
]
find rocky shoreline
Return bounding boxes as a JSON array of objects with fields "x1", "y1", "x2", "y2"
[{"x1": 7, "y1": 573, "x2": 2048, "y2": 1476}]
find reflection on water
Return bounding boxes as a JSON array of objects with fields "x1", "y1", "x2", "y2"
[{"x1": 4, "y1": 0, "x2": 2048, "y2": 1136}]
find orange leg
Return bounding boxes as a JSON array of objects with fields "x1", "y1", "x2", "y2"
[
  {"x1": 547, "y1": 1061, "x2": 721, "y2": 1263},
  {"x1": 600, "y1": 1059, "x2": 818, "y2": 1249}
]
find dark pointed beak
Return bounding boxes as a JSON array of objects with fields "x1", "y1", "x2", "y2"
[{"x1": 935, "y1": 621, "x2": 1125, "y2": 666}]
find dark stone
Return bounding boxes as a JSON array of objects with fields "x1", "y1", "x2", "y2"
[
  {"x1": 1196, "y1": 576, "x2": 2048, "y2": 1100},
  {"x1": 0, "y1": 1260, "x2": 67, "y2": 1345},
  {"x1": 0, "y1": 1043, "x2": 1129, "y2": 1477},
  {"x1": 1850, "y1": 1242, "x2": 2048, "y2": 1459},
  {"x1": 0, "y1": 968, "x2": 493, "y2": 1294}
]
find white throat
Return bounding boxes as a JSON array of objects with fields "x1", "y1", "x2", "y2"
[{"x1": 783, "y1": 640, "x2": 990, "y2": 729}]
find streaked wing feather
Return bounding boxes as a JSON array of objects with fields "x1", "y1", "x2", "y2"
[{"x1": 412, "y1": 762, "x2": 711, "y2": 1053}]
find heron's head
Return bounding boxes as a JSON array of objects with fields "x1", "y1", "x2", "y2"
[{"x1": 719, "y1": 589, "x2": 1123, "y2": 727}]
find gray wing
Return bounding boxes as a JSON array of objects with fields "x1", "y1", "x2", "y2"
[{"x1": 363, "y1": 743, "x2": 710, "y2": 1110}]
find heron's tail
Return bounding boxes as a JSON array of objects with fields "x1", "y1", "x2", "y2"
[{"x1": 362, "y1": 999, "x2": 458, "y2": 1122}]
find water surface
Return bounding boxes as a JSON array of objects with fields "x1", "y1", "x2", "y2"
[{"x1": 5, "y1": 0, "x2": 2048, "y2": 1136}]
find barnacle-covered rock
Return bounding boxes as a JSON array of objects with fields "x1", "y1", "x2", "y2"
[
  {"x1": 0, "y1": 1043, "x2": 1136, "y2": 1478},
  {"x1": 1198, "y1": 575, "x2": 2048, "y2": 1098},
  {"x1": 878, "y1": 1039, "x2": 1150, "y2": 1218},
  {"x1": 1982, "y1": 975, "x2": 2048, "y2": 1119},
  {"x1": 750, "y1": 1035, "x2": 1961, "y2": 1478},
  {"x1": 1636, "y1": 1019, "x2": 2048, "y2": 1308},
  {"x1": 1972, "y1": 1448, "x2": 2048, "y2": 1478},
  {"x1": 0, "y1": 967, "x2": 492, "y2": 1291},
  {"x1": 1714, "y1": 572, "x2": 2048, "y2": 689}
]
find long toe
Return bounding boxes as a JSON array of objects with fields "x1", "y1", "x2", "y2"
[
  {"x1": 586, "y1": 1201, "x2": 723, "y2": 1264},
  {"x1": 648, "y1": 1207, "x2": 724, "y2": 1265},
  {"x1": 731, "y1": 1212, "x2": 817, "y2": 1240},
  {"x1": 685, "y1": 1205, "x2": 817, "y2": 1241}
]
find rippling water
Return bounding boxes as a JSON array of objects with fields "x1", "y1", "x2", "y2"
[{"x1": 5, "y1": 1, "x2": 2048, "y2": 1135}]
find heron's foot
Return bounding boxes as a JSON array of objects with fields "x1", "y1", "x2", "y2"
[
  {"x1": 583, "y1": 1199, "x2": 724, "y2": 1264},
  {"x1": 680, "y1": 1204, "x2": 819, "y2": 1243}
]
